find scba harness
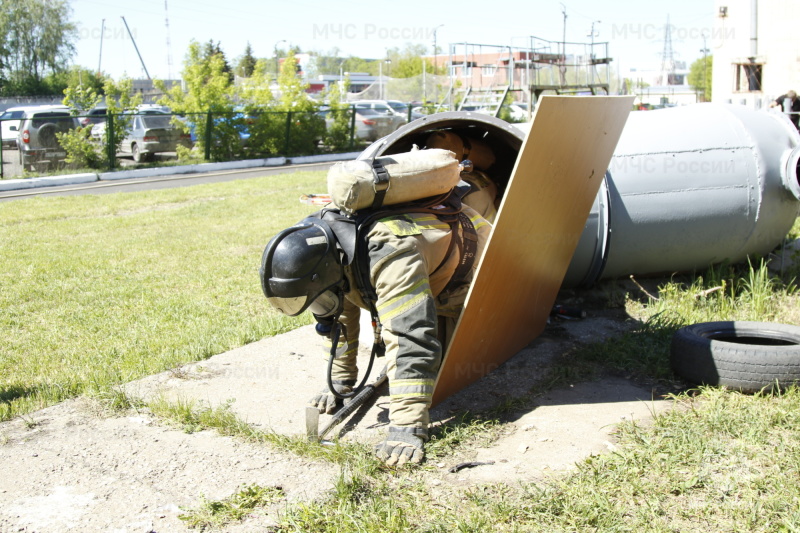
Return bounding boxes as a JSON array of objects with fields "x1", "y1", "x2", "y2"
[{"x1": 311, "y1": 157, "x2": 479, "y2": 400}]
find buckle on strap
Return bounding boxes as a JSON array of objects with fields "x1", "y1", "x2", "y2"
[
  {"x1": 370, "y1": 158, "x2": 391, "y2": 210},
  {"x1": 442, "y1": 211, "x2": 478, "y2": 294}
]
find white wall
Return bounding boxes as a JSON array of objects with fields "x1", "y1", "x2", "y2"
[{"x1": 712, "y1": 0, "x2": 800, "y2": 108}]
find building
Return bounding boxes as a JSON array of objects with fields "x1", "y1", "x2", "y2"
[{"x1": 711, "y1": 0, "x2": 800, "y2": 108}]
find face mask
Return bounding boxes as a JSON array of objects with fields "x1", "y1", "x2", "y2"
[{"x1": 308, "y1": 288, "x2": 343, "y2": 318}]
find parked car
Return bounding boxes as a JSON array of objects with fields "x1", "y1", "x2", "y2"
[
  {"x1": 1, "y1": 106, "x2": 33, "y2": 148},
  {"x1": 350, "y1": 101, "x2": 407, "y2": 132},
  {"x1": 508, "y1": 103, "x2": 529, "y2": 122},
  {"x1": 79, "y1": 106, "x2": 108, "y2": 127},
  {"x1": 318, "y1": 107, "x2": 387, "y2": 142},
  {"x1": 16, "y1": 106, "x2": 80, "y2": 171},
  {"x1": 121, "y1": 112, "x2": 192, "y2": 162},
  {"x1": 384, "y1": 100, "x2": 426, "y2": 121},
  {"x1": 91, "y1": 109, "x2": 191, "y2": 162}
]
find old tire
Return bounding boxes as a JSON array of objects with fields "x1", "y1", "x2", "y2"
[
  {"x1": 670, "y1": 321, "x2": 800, "y2": 392},
  {"x1": 36, "y1": 123, "x2": 59, "y2": 148}
]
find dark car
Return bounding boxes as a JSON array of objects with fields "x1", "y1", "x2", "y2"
[{"x1": 79, "y1": 107, "x2": 108, "y2": 127}]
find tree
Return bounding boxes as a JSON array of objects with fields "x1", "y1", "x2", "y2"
[
  {"x1": 688, "y1": 55, "x2": 713, "y2": 102},
  {"x1": 276, "y1": 51, "x2": 323, "y2": 155},
  {"x1": 386, "y1": 44, "x2": 445, "y2": 78},
  {"x1": 0, "y1": 0, "x2": 77, "y2": 95},
  {"x1": 58, "y1": 76, "x2": 141, "y2": 169},
  {"x1": 46, "y1": 66, "x2": 106, "y2": 97},
  {"x1": 235, "y1": 42, "x2": 257, "y2": 78},
  {"x1": 320, "y1": 77, "x2": 353, "y2": 151},
  {"x1": 156, "y1": 40, "x2": 237, "y2": 161},
  {"x1": 202, "y1": 40, "x2": 233, "y2": 84}
]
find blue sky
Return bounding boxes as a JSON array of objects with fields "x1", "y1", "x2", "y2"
[{"x1": 69, "y1": 0, "x2": 716, "y2": 80}]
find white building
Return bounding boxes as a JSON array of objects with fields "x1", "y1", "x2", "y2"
[{"x1": 711, "y1": 0, "x2": 800, "y2": 108}]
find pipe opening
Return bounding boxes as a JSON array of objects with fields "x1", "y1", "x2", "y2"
[
  {"x1": 365, "y1": 112, "x2": 526, "y2": 200},
  {"x1": 784, "y1": 145, "x2": 800, "y2": 200}
]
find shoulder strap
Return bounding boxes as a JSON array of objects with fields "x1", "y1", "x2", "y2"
[
  {"x1": 441, "y1": 211, "x2": 479, "y2": 294},
  {"x1": 370, "y1": 158, "x2": 391, "y2": 211}
]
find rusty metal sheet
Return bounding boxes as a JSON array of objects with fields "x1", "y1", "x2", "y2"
[{"x1": 432, "y1": 95, "x2": 634, "y2": 405}]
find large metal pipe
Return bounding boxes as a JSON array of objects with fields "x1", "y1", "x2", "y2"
[{"x1": 361, "y1": 104, "x2": 800, "y2": 287}]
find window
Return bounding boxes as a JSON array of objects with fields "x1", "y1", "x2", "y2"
[
  {"x1": 733, "y1": 62, "x2": 763, "y2": 92},
  {"x1": 482, "y1": 65, "x2": 496, "y2": 76}
]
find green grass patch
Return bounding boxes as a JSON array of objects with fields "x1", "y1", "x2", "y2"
[
  {"x1": 145, "y1": 395, "x2": 372, "y2": 465},
  {"x1": 179, "y1": 483, "x2": 285, "y2": 530},
  {"x1": 0, "y1": 171, "x2": 326, "y2": 420}
]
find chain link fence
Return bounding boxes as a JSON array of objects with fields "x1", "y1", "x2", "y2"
[{"x1": 0, "y1": 104, "x2": 421, "y2": 180}]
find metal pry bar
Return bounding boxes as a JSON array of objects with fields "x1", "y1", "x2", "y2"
[{"x1": 306, "y1": 365, "x2": 388, "y2": 442}]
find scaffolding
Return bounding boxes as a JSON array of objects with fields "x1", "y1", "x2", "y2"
[{"x1": 441, "y1": 37, "x2": 612, "y2": 116}]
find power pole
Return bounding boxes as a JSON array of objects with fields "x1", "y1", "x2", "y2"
[
  {"x1": 560, "y1": 3, "x2": 568, "y2": 86},
  {"x1": 701, "y1": 32, "x2": 710, "y2": 101},
  {"x1": 97, "y1": 18, "x2": 105, "y2": 76},
  {"x1": 165, "y1": 0, "x2": 174, "y2": 80}
]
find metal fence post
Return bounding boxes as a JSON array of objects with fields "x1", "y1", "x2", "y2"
[
  {"x1": 204, "y1": 112, "x2": 213, "y2": 161},
  {"x1": 0, "y1": 120, "x2": 4, "y2": 179},
  {"x1": 349, "y1": 106, "x2": 356, "y2": 150},
  {"x1": 106, "y1": 113, "x2": 116, "y2": 170},
  {"x1": 284, "y1": 111, "x2": 292, "y2": 155}
]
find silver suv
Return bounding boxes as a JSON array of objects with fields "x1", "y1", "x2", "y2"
[{"x1": 16, "y1": 106, "x2": 80, "y2": 172}]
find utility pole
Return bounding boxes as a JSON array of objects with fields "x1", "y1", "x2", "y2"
[
  {"x1": 560, "y1": 3, "x2": 568, "y2": 86},
  {"x1": 587, "y1": 20, "x2": 600, "y2": 85},
  {"x1": 97, "y1": 18, "x2": 105, "y2": 76},
  {"x1": 561, "y1": 4, "x2": 568, "y2": 58},
  {"x1": 701, "y1": 32, "x2": 710, "y2": 102},
  {"x1": 432, "y1": 24, "x2": 444, "y2": 104},
  {"x1": 165, "y1": 0, "x2": 173, "y2": 80}
]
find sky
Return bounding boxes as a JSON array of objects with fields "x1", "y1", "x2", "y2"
[{"x1": 69, "y1": 0, "x2": 717, "y2": 81}]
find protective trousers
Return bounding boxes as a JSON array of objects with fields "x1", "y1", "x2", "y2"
[{"x1": 324, "y1": 207, "x2": 491, "y2": 438}]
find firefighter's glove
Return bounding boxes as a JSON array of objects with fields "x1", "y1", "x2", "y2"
[
  {"x1": 374, "y1": 431, "x2": 425, "y2": 466},
  {"x1": 308, "y1": 382, "x2": 353, "y2": 414}
]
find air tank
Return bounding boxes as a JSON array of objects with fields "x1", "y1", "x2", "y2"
[{"x1": 360, "y1": 103, "x2": 800, "y2": 287}]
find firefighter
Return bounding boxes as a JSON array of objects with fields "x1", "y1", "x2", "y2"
[{"x1": 260, "y1": 200, "x2": 491, "y2": 466}]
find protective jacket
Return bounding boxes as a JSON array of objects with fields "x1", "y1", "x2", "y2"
[{"x1": 325, "y1": 205, "x2": 491, "y2": 437}]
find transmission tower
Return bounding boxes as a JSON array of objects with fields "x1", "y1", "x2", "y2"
[
  {"x1": 659, "y1": 15, "x2": 676, "y2": 85},
  {"x1": 165, "y1": 0, "x2": 174, "y2": 80}
]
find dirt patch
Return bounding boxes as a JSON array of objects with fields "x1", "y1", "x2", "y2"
[{"x1": 0, "y1": 292, "x2": 671, "y2": 531}]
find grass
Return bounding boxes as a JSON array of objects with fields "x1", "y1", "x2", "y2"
[
  {"x1": 0, "y1": 170, "x2": 327, "y2": 420},
  {"x1": 179, "y1": 483, "x2": 285, "y2": 530}
]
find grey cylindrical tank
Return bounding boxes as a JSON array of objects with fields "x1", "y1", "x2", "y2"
[
  {"x1": 362, "y1": 104, "x2": 800, "y2": 287},
  {"x1": 565, "y1": 103, "x2": 800, "y2": 286}
]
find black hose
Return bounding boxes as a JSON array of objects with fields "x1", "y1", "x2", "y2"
[{"x1": 325, "y1": 319, "x2": 379, "y2": 400}]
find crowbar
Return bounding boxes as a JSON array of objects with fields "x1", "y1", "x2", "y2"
[{"x1": 306, "y1": 365, "x2": 388, "y2": 442}]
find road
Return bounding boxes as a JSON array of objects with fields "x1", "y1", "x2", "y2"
[{"x1": 0, "y1": 161, "x2": 335, "y2": 202}]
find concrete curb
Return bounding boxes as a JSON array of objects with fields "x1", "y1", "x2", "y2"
[
  {"x1": 98, "y1": 157, "x2": 288, "y2": 181},
  {"x1": 0, "y1": 152, "x2": 361, "y2": 192},
  {"x1": 0, "y1": 173, "x2": 97, "y2": 192},
  {"x1": 289, "y1": 152, "x2": 361, "y2": 165}
]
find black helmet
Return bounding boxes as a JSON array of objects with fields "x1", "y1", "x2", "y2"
[{"x1": 260, "y1": 218, "x2": 344, "y2": 317}]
